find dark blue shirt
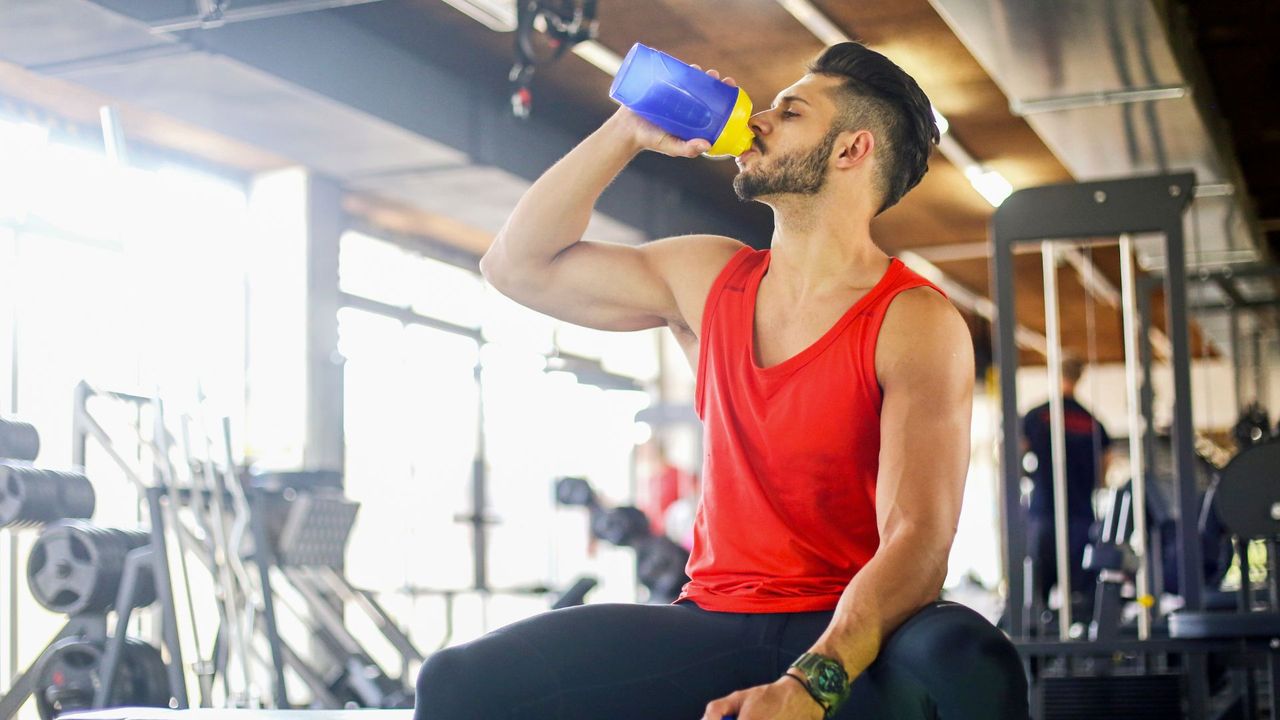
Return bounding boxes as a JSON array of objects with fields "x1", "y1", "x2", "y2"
[{"x1": 1023, "y1": 397, "x2": 1110, "y2": 520}]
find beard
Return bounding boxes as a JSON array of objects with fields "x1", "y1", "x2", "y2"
[{"x1": 732, "y1": 126, "x2": 841, "y2": 202}]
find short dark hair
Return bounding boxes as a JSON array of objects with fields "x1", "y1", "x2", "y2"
[
  {"x1": 806, "y1": 42, "x2": 939, "y2": 215},
  {"x1": 1061, "y1": 355, "x2": 1085, "y2": 384}
]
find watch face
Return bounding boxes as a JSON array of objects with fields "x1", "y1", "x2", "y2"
[{"x1": 815, "y1": 663, "x2": 845, "y2": 693}]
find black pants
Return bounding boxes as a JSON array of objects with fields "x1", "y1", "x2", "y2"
[
  {"x1": 1028, "y1": 514, "x2": 1096, "y2": 614},
  {"x1": 415, "y1": 599, "x2": 1027, "y2": 720}
]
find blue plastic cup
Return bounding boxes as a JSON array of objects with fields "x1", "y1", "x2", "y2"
[{"x1": 608, "y1": 43, "x2": 754, "y2": 157}]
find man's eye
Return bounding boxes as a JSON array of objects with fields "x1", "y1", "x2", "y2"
[{"x1": 781, "y1": 111, "x2": 799, "y2": 119}]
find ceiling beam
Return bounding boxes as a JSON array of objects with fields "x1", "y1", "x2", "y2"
[{"x1": 86, "y1": 0, "x2": 770, "y2": 247}]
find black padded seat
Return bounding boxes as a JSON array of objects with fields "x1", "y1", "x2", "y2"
[{"x1": 1169, "y1": 611, "x2": 1280, "y2": 639}]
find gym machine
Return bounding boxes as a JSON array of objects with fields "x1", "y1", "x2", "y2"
[
  {"x1": 993, "y1": 172, "x2": 1208, "y2": 718},
  {"x1": 7, "y1": 381, "x2": 434, "y2": 714},
  {"x1": 994, "y1": 172, "x2": 1280, "y2": 718},
  {"x1": 244, "y1": 469, "x2": 421, "y2": 709}
]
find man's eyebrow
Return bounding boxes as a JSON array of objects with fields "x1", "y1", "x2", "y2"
[{"x1": 770, "y1": 95, "x2": 812, "y2": 108}]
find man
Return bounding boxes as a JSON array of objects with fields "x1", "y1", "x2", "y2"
[
  {"x1": 1022, "y1": 355, "x2": 1111, "y2": 619},
  {"x1": 416, "y1": 41, "x2": 974, "y2": 720}
]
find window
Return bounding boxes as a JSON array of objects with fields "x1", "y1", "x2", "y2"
[
  {"x1": 338, "y1": 231, "x2": 661, "y2": 645},
  {"x1": 0, "y1": 116, "x2": 250, "y2": 712}
]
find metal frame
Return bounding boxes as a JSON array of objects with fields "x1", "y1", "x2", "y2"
[
  {"x1": 70, "y1": 383, "x2": 191, "y2": 709},
  {"x1": 991, "y1": 172, "x2": 1207, "y2": 713},
  {"x1": 1139, "y1": 263, "x2": 1280, "y2": 419}
]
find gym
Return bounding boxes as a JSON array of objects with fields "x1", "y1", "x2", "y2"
[{"x1": 0, "y1": 1, "x2": 1277, "y2": 718}]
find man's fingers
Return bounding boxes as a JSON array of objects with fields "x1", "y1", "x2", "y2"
[
  {"x1": 703, "y1": 691, "x2": 744, "y2": 720},
  {"x1": 690, "y1": 64, "x2": 736, "y2": 87},
  {"x1": 659, "y1": 134, "x2": 709, "y2": 157}
]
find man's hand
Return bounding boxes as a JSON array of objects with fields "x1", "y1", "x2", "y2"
[
  {"x1": 701, "y1": 675, "x2": 825, "y2": 720},
  {"x1": 606, "y1": 67, "x2": 738, "y2": 158}
]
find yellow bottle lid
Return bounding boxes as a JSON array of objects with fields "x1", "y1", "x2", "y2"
[{"x1": 707, "y1": 88, "x2": 754, "y2": 158}]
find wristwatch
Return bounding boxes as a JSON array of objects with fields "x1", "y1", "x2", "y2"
[{"x1": 788, "y1": 652, "x2": 851, "y2": 718}]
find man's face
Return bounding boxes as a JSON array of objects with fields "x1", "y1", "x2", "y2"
[{"x1": 732, "y1": 75, "x2": 842, "y2": 203}]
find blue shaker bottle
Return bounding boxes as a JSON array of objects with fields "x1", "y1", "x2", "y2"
[{"x1": 608, "y1": 43, "x2": 755, "y2": 158}]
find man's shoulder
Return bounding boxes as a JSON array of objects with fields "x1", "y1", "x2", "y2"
[
  {"x1": 640, "y1": 234, "x2": 750, "y2": 336},
  {"x1": 875, "y1": 285, "x2": 973, "y2": 388},
  {"x1": 643, "y1": 234, "x2": 747, "y2": 265},
  {"x1": 877, "y1": 287, "x2": 968, "y2": 358}
]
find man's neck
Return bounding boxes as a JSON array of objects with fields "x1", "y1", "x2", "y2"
[{"x1": 765, "y1": 196, "x2": 885, "y2": 296}]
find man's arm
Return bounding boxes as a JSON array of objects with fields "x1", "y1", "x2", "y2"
[
  {"x1": 481, "y1": 103, "x2": 743, "y2": 334},
  {"x1": 802, "y1": 288, "x2": 974, "y2": 681}
]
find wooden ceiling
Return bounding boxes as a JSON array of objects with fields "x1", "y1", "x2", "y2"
[{"x1": 338, "y1": 0, "x2": 1223, "y2": 363}]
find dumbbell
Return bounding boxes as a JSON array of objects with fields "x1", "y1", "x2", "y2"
[
  {"x1": 0, "y1": 465, "x2": 95, "y2": 528},
  {"x1": 0, "y1": 418, "x2": 40, "y2": 461}
]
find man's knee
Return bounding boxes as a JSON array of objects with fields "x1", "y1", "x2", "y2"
[
  {"x1": 882, "y1": 603, "x2": 1029, "y2": 719},
  {"x1": 415, "y1": 646, "x2": 478, "y2": 716}
]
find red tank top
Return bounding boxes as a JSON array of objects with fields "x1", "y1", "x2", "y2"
[{"x1": 676, "y1": 247, "x2": 946, "y2": 613}]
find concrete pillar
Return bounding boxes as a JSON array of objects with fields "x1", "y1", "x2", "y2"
[{"x1": 245, "y1": 168, "x2": 344, "y2": 475}]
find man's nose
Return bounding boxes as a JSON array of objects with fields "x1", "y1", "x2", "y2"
[{"x1": 748, "y1": 114, "x2": 771, "y2": 147}]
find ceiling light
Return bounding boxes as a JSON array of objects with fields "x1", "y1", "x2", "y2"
[
  {"x1": 439, "y1": 0, "x2": 516, "y2": 32},
  {"x1": 572, "y1": 41, "x2": 623, "y2": 76},
  {"x1": 964, "y1": 165, "x2": 1013, "y2": 207},
  {"x1": 776, "y1": 0, "x2": 851, "y2": 46}
]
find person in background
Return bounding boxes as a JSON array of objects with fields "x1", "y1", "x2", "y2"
[
  {"x1": 637, "y1": 438, "x2": 695, "y2": 538},
  {"x1": 1022, "y1": 355, "x2": 1112, "y2": 620}
]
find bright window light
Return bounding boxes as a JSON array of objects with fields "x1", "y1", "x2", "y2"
[
  {"x1": 964, "y1": 165, "x2": 1013, "y2": 207},
  {"x1": 0, "y1": 119, "x2": 49, "y2": 223}
]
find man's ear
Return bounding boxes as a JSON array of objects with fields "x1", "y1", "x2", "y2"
[{"x1": 834, "y1": 129, "x2": 874, "y2": 170}]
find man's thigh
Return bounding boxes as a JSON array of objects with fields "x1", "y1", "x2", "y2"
[
  {"x1": 778, "y1": 610, "x2": 937, "y2": 720},
  {"x1": 416, "y1": 601, "x2": 774, "y2": 720}
]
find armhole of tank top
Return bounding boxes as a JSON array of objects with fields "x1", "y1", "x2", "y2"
[
  {"x1": 861, "y1": 280, "x2": 948, "y2": 408},
  {"x1": 695, "y1": 246, "x2": 755, "y2": 418}
]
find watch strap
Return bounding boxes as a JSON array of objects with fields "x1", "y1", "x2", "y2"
[
  {"x1": 782, "y1": 672, "x2": 830, "y2": 716},
  {"x1": 789, "y1": 652, "x2": 850, "y2": 718}
]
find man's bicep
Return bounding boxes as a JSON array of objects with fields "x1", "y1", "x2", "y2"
[
  {"x1": 874, "y1": 292, "x2": 975, "y2": 542},
  {"x1": 640, "y1": 234, "x2": 745, "y2": 335},
  {"x1": 502, "y1": 234, "x2": 740, "y2": 332}
]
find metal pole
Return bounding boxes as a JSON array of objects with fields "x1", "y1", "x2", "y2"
[
  {"x1": 249, "y1": 489, "x2": 290, "y2": 708},
  {"x1": 1165, "y1": 232, "x2": 1205, "y2": 611},
  {"x1": 1042, "y1": 242, "x2": 1072, "y2": 639},
  {"x1": 198, "y1": 419, "x2": 253, "y2": 705},
  {"x1": 1231, "y1": 309, "x2": 1244, "y2": 416},
  {"x1": 1164, "y1": 213, "x2": 1209, "y2": 717},
  {"x1": 1136, "y1": 279, "x2": 1164, "y2": 608},
  {"x1": 2, "y1": 530, "x2": 15, "y2": 690},
  {"x1": 1256, "y1": 328, "x2": 1270, "y2": 408},
  {"x1": 992, "y1": 219, "x2": 1025, "y2": 639},
  {"x1": 471, "y1": 360, "x2": 489, "y2": 593},
  {"x1": 1252, "y1": 330, "x2": 1264, "y2": 406},
  {"x1": 99, "y1": 106, "x2": 129, "y2": 167},
  {"x1": 6, "y1": 232, "x2": 19, "y2": 688},
  {"x1": 1120, "y1": 235, "x2": 1152, "y2": 639},
  {"x1": 145, "y1": 487, "x2": 190, "y2": 708}
]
